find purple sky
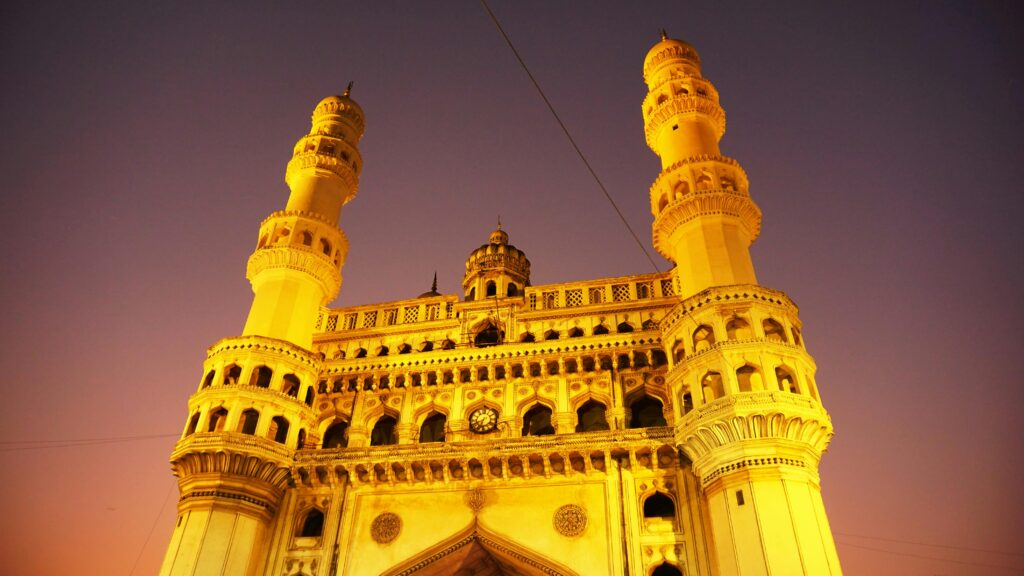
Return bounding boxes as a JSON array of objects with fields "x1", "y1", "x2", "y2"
[{"x1": 1, "y1": 2, "x2": 1022, "y2": 574}]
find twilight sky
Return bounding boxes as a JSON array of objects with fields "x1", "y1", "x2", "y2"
[{"x1": 1, "y1": 1, "x2": 1022, "y2": 574}]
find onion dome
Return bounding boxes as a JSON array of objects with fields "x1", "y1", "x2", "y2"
[{"x1": 643, "y1": 31, "x2": 702, "y2": 85}]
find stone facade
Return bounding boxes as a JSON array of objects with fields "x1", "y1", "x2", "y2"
[{"x1": 160, "y1": 35, "x2": 842, "y2": 576}]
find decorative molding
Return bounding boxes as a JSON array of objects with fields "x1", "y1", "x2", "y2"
[
  {"x1": 552, "y1": 504, "x2": 588, "y2": 537},
  {"x1": 371, "y1": 512, "x2": 402, "y2": 544},
  {"x1": 246, "y1": 246, "x2": 342, "y2": 300}
]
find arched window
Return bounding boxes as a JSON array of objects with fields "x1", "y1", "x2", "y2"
[
  {"x1": 298, "y1": 508, "x2": 324, "y2": 538},
  {"x1": 304, "y1": 387, "x2": 314, "y2": 407},
  {"x1": 568, "y1": 327, "x2": 584, "y2": 338},
  {"x1": 522, "y1": 404, "x2": 554, "y2": 436},
  {"x1": 282, "y1": 374, "x2": 300, "y2": 397},
  {"x1": 543, "y1": 329, "x2": 559, "y2": 341},
  {"x1": 440, "y1": 339, "x2": 456, "y2": 350},
  {"x1": 269, "y1": 416, "x2": 289, "y2": 444},
  {"x1": 693, "y1": 325, "x2": 715, "y2": 352},
  {"x1": 520, "y1": 331, "x2": 535, "y2": 343},
  {"x1": 793, "y1": 327, "x2": 803, "y2": 346},
  {"x1": 297, "y1": 429, "x2": 306, "y2": 449},
  {"x1": 419, "y1": 341, "x2": 434, "y2": 352},
  {"x1": 599, "y1": 355, "x2": 614, "y2": 370},
  {"x1": 656, "y1": 93, "x2": 668, "y2": 104},
  {"x1": 617, "y1": 321, "x2": 634, "y2": 333},
  {"x1": 353, "y1": 347, "x2": 367, "y2": 358},
  {"x1": 776, "y1": 367, "x2": 799, "y2": 394},
  {"x1": 376, "y1": 345, "x2": 389, "y2": 357},
  {"x1": 736, "y1": 365, "x2": 762, "y2": 392},
  {"x1": 642, "y1": 319, "x2": 657, "y2": 330},
  {"x1": 576, "y1": 400, "x2": 610, "y2": 432},
  {"x1": 681, "y1": 392, "x2": 694, "y2": 415},
  {"x1": 468, "y1": 287, "x2": 476, "y2": 301},
  {"x1": 643, "y1": 492, "x2": 676, "y2": 519},
  {"x1": 629, "y1": 396, "x2": 667, "y2": 428},
  {"x1": 419, "y1": 413, "x2": 446, "y2": 443},
  {"x1": 638, "y1": 284, "x2": 652, "y2": 299},
  {"x1": 300, "y1": 231, "x2": 313, "y2": 246},
  {"x1": 657, "y1": 195, "x2": 669, "y2": 212},
  {"x1": 593, "y1": 324, "x2": 609, "y2": 335},
  {"x1": 370, "y1": 416, "x2": 398, "y2": 446},
  {"x1": 507, "y1": 283, "x2": 518, "y2": 297},
  {"x1": 726, "y1": 317, "x2": 752, "y2": 340},
  {"x1": 239, "y1": 409, "x2": 259, "y2": 435},
  {"x1": 763, "y1": 318, "x2": 788, "y2": 343},
  {"x1": 651, "y1": 349, "x2": 667, "y2": 368},
  {"x1": 207, "y1": 408, "x2": 228, "y2": 432},
  {"x1": 252, "y1": 366, "x2": 273, "y2": 388},
  {"x1": 319, "y1": 238, "x2": 331, "y2": 256},
  {"x1": 202, "y1": 370, "x2": 215, "y2": 388},
  {"x1": 633, "y1": 351, "x2": 649, "y2": 368},
  {"x1": 651, "y1": 563, "x2": 683, "y2": 576},
  {"x1": 474, "y1": 322, "x2": 502, "y2": 347},
  {"x1": 478, "y1": 366, "x2": 489, "y2": 381},
  {"x1": 398, "y1": 343, "x2": 412, "y2": 354},
  {"x1": 617, "y1": 354, "x2": 630, "y2": 370},
  {"x1": 223, "y1": 365, "x2": 241, "y2": 385},
  {"x1": 185, "y1": 412, "x2": 200, "y2": 436},
  {"x1": 701, "y1": 371, "x2": 725, "y2": 402},
  {"x1": 672, "y1": 340, "x2": 685, "y2": 362},
  {"x1": 322, "y1": 421, "x2": 348, "y2": 449},
  {"x1": 486, "y1": 281, "x2": 497, "y2": 297}
]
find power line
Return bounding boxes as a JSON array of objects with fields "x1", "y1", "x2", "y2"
[
  {"x1": 0, "y1": 433, "x2": 179, "y2": 452},
  {"x1": 129, "y1": 481, "x2": 177, "y2": 576},
  {"x1": 836, "y1": 531, "x2": 1024, "y2": 558},
  {"x1": 478, "y1": 0, "x2": 662, "y2": 274},
  {"x1": 836, "y1": 540, "x2": 1024, "y2": 573}
]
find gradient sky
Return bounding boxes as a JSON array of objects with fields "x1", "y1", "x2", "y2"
[{"x1": 1, "y1": 2, "x2": 1022, "y2": 574}]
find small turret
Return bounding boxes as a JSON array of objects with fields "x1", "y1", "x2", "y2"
[{"x1": 462, "y1": 224, "x2": 530, "y2": 301}]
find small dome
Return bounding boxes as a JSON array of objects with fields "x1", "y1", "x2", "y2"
[
  {"x1": 418, "y1": 273, "x2": 440, "y2": 298},
  {"x1": 489, "y1": 226, "x2": 509, "y2": 246},
  {"x1": 311, "y1": 84, "x2": 366, "y2": 137},
  {"x1": 643, "y1": 33, "x2": 701, "y2": 82}
]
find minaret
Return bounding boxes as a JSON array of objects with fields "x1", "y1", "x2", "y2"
[
  {"x1": 160, "y1": 90, "x2": 365, "y2": 576},
  {"x1": 646, "y1": 36, "x2": 843, "y2": 574},
  {"x1": 643, "y1": 34, "x2": 759, "y2": 299},
  {"x1": 243, "y1": 85, "x2": 364, "y2": 348}
]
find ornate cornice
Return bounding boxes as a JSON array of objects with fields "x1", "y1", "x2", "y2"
[
  {"x1": 644, "y1": 96, "x2": 725, "y2": 151},
  {"x1": 246, "y1": 246, "x2": 342, "y2": 302},
  {"x1": 285, "y1": 152, "x2": 360, "y2": 197},
  {"x1": 651, "y1": 189, "x2": 762, "y2": 259},
  {"x1": 657, "y1": 284, "x2": 796, "y2": 338},
  {"x1": 293, "y1": 427, "x2": 677, "y2": 488},
  {"x1": 675, "y1": 391, "x2": 833, "y2": 479},
  {"x1": 207, "y1": 335, "x2": 321, "y2": 368}
]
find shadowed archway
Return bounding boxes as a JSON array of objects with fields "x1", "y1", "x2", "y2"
[{"x1": 380, "y1": 522, "x2": 579, "y2": 576}]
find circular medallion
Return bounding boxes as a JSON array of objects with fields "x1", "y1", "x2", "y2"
[
  {"x1": 370, "y1": 512, "x2": 401, "y2": 544},
  {"x1": 553, "y1": 504, "x2": 587, "y2": 537},
  {"x1": 468, "y1": 407, "x2": 499, "y2": 433}
]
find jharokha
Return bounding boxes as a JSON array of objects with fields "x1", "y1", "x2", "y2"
[{"x1": 160, "y1": 35, "x2": 842, "y2": 576}]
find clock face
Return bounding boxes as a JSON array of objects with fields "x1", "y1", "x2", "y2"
[{"x1": 469, "y1": 407, "x2": 499, "y2": 433}]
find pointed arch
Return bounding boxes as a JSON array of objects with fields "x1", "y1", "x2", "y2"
[{"x1": 379, "y1": 522, "x2": 579, "y2": 576}]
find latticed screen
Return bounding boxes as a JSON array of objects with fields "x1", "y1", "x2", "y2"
[
  {"x1": 383, "y1": 308, "x2": 397, "y2": 326},
  {"x1": 425, "y1": 304, "x2": 440, "y2": 321},
  {"x1": 611, "y1": 284, "x2": 630, "y2": 302},
  {"x1": 325, "y1": 315, "x2": 338, "y2": 332},
  {"x1": 542, "y1": 291, "x2": 558, "y2": 309},
  {"x1": 565, "y1": 289, "x2": 583, "y2": 307},
  {"x1": 446, "y1": 302, "x2": 454, "y2": 318},
  {"x1": 362, "y1": 310, "x2": 378, "y2": 328},
  {"x1": 588, "y1": 287, "x2": 605, "y2": 304},
  {"x1": 637, "y1": 282, "x2": 653, "y2": 299},
  {"x1": 528, "y1": 294, "x2": 537, "y2": 310},
  {"x1": 661, "y1": 279, "x2": 675, "y2": 296},
  {"x1": 344, "y1": 313, "x2": 358, "y2": 330},
  {"x1": 403, "y1": 306, "x2": 419, "y2": 324}
]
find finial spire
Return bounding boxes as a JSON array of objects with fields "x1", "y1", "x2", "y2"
[
  {"x1": 497, "y1": 215, "x2": 501, "y2": 230},
  {"x1": 431, "y1": 271, "x2": 438, "y2": 292},
  {"x1": 660, "y1": 29, "x2": 668, "y2": 41},
  {"x1": 344, "y1": 81, "x2": 353, "y2": 97}
]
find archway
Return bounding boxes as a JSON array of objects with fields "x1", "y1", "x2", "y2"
[{"x1": 380, "y1": 523, "x2": 579, "y2": 576}]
